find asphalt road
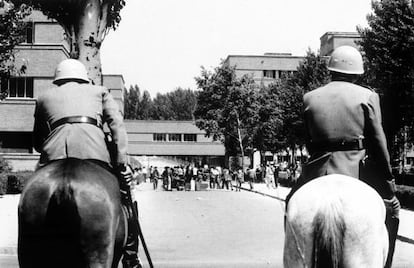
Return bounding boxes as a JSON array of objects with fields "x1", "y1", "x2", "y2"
[
  {"x1": 2, "y1": 183, "x2": 414, "y2": 267},
  {"x1": 134, "y1": 187, "x2": 286, "y2": 267}
]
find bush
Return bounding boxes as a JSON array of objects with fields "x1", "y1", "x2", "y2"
[
  {"x1": 396, "y1": 184, "x2": 414, "y2": 211},
  {"x1": 0, "y1": 157, "x2": 11, "y2": 173},
  {"x1": 0, "y1": 171, "x2": 33, "y2": 195}
]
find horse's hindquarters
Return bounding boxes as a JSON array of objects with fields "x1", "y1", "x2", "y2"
[
  {"x1": 18, "y1": 159, "x2": 123, "y2": 268},
  {"x1": 284, "y1": 174, "x2": 388, "y2": 268}
]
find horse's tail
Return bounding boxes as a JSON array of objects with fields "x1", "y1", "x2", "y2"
[
  {"x1": 45, "y1": 177, "x2": 86, "y2": 267},
  {"x1": 312, "y1": 202, "x2": 345, "y2": 268}
]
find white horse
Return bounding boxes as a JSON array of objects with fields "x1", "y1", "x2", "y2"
[{"x1": 284, "y1": 174, "x2": 388, "y2": 268}]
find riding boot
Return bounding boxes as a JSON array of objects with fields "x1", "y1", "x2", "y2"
[
  {"x1": 116, "y1": 165, "x2": 142, "y2": 268},
  {"x1": 120, "y1": 188, "x2": 142, "y2": 268},
  {"x1": 384, "y1": 214, "x2": 399, "y2": 268}
]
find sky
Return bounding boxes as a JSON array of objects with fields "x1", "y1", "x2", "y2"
[{"x1": 100, "y1": 0, "x2": 373, "y2": 97}]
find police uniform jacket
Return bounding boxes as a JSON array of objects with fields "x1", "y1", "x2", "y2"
[
  {"x1": 33, "y1": 82, "x2": 128, "y2": 166},
  {"x1": 303, "y1": 81, "x2": 393, "y2": 195}
]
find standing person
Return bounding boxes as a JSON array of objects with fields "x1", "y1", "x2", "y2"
[
  {"x1": 209, "y1": 167, "x2": 217, "y2": 189},
  {"x1": 285, "y1": 46, "x2": 400, "y2": 268},
  {"x1": 32, "y1": 59, "x2": 140, "y2": 267},
  {"x1": 141, "y1": 166, "x2": 148, "y2": 182},
  {"x1": 235, "y1": 168, "x2": 244, "y2": 191},
  {"x1": 273, "y1": 164, "x2": 279, "y2": 188},
  {"x1": 192, "y1": 165, "x2": 198, "y2": 181},
  {"x1": 162, "y1": 166, "x2": 172, "y2": 191},
  {"x1": 151, "y1": 166, "x2": 160, "y2": 190},
  {"x1": 216, "y1": 166, "x2": 223, "y2": 189},
  {"x1": 265, "y1": 163, "x2": 274, "y2": 188},
  {"x1": 222, "y1": 168, "x2": 233, "y2": 190},
  {"x1": 247, "y1": 168, "x2": 256, "y2": 190}
]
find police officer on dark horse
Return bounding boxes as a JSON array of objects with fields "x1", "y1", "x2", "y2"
[
  {"x1": 286, "y1": 46, "x2": 400, "y2": 268},
  {"x1": 19, "y1": 59, "x2": 141, "y2": 268}
]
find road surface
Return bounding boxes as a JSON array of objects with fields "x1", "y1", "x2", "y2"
[
  {"x1": 135, "y1": 186, "x2": 286, "y2": 267},
  {"x1": 2, "y1": 183, "x2": 414, "y2": 267}
]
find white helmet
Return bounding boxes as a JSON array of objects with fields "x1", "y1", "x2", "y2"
[
  {"x1": 53, "y1": 59, "x2": 89, "y2": 84},
  {"x1": 327, "y1": 46, "x2": 364, "y2": 75}
]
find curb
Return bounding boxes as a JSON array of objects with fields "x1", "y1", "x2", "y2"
[{"x1": 237, "y1": 186, "x2": 286, "y2": 202}]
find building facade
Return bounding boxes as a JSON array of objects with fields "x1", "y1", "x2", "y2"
[
  {"x1": 319, "y1": 31, "x2": 362, "y2": 56},
  {"x1": 125, "y1": 120, "x2": 225, "y2": 168},
  {"x1": 224, "y1": 53, "x2": 304, "y2": 87}
]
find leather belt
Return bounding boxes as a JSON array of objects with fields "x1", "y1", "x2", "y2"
[
  {"x1": 308, "y1": 138, "x2": 365, "y2": 152},
  {"x1": 50, "y1": 116, "x2": 102, "y2": 131}
]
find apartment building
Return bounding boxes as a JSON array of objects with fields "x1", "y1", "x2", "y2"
[
  {"x1": 224, "y1": 53, "x2": 304, "y2": 87},
  {"x1": 0, "y1": 10, "x2": 124, "y2": 170}
]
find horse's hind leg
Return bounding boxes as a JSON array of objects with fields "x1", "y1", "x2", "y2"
[
  {"x1": 18, "y1": 183, "x2": 56, "y2": 268},
  {"x1": 77, "y1": 193, "x2": 121, "y2": 268}
]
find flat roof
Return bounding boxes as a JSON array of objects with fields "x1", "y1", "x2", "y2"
[{"x1": 125, "y1": 120, "x2": 205, "y2": 134}]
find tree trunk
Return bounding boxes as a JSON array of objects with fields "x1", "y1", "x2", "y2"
[
  {"x1": 75, "y1": 0, "x2": 107, "y2": 85},
  {"x1": 236, "y1": 113, "x2": 244, "y2": 170}
]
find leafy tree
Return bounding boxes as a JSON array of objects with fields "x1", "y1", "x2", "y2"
[
  {"x1": 139, "y1": 90, "x2": 153, "y2": 120},
  {"x1": 194, "y1": 63, "x2": 261, "y2": 168},
  {"x1": 151, "y1": 93, "x2": 172, "y2": 120},
  {"x1": 124, "y1": 85, "x2": 141, "y2": 119},
  {"x1": 253, "y1": 87, "x2": 284, "y2": 155},
  {"x1": 358, "y1": 0, "x2": 414, "y2": 153},
  {"x1": 147, "y1": 88, "x2": 196, "y2": 120},
  {"x1": 124, "y1": 86, "x2": 197, "y2": 120},
  {"x1": 158, "y1": 88, "x2": 197, "y2": 120},
  {"x1": 11, "y1": 0, "x2": 126, "y2": 85},
  {"x1": 0, "y1": 1, "x2": 30, "y2": 99}
]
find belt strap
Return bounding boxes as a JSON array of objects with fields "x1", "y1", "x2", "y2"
[
  {"x1": 50, "y1": 116, "x2": 102, "y2": 131},
  {"x1": 308, "y1": 138, "x2": 365, "y2": 152}
]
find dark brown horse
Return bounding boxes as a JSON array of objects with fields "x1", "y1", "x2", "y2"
[{"x1": 18, "y1": 158, "x2": 128, "y2": 268}]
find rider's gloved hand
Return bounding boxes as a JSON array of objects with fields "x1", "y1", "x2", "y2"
[
  {"x1": 116, "y1": 164, "x2": 134, "y2": 187},
  {"x1": 121, "y1": 164, "x2": 134, "y2": 186},
  {"x1": 384, "y1": 195, "x2": 401, "y2": 219},
  {"x1": 380, "y1": 179, "x2": 397, "y2": 200}
]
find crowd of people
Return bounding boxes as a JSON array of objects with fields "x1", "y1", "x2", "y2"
[{"x1": 132, "y1": 161, "x2": 303, "y2": 191}]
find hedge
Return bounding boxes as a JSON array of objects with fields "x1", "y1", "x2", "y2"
[
  {"x1": 0, "y1": 171, "x2": 33, "y2": 195},
  {"x1": 396, "y1": 184, "x2": 414, "y2": 210}
]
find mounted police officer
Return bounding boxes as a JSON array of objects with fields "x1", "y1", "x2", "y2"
[
  {"x1": 286, "y1": 46, "x2": 400, "y2": 268},
  {"x1": 33, "y1": 59, "x2": 141, "y2": 268}
]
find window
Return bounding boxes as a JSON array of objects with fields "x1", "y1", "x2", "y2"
[
  {"x1": 263, "y1": 70, "x2": 276, "y2": 78},
  {"x1": 153, "y1": 133, "x2": 167, "y2": 142},
  {"x1": 168, "y1": 133, "x2": 182, "y2": 142},
  {"x1": 183, "y1": 134, "x2": 197, "y2": 142},
  {"x1": 1, "y1": 77, "x2": 34, "y2": 98},
  {"x1": 22, "y1": 22, "x2": 33, "y2": 44}
]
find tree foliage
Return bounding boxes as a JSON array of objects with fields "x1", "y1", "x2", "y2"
[
  {"x1": 153, "y1": 88, "x2": 197, "y2": 120},
  {"x1": 11, "y1": 0, "x2": 126, "y2": 85},
  {"x1": 0, "y1": 1, "x2": 30, "y2": 99},
  {"x1": 194, "y1": 63, "x2": 261, "y2": 160},
  {"x1": 123, "y1": 86, "x2": 197, "y2": 120},
  {"x1": 358, "y1": 0, "x2": 414, "y2": 144}
]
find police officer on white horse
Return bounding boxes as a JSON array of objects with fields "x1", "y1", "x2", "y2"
[
  {"x1": 286, "y1": 45, "x2": 400, "y2": 268},
  {"x1": 33, "y1": 59, "x2": 141, "y2": 268}
]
